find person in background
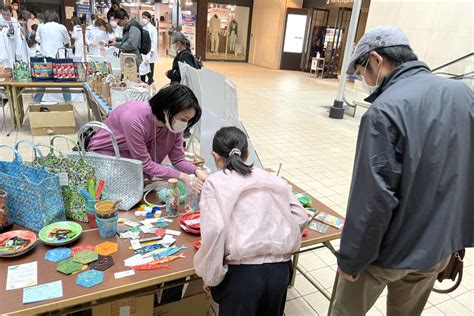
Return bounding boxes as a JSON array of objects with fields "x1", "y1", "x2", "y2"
[
  {"x1": 332, "y1": 26, "x2": 473, "y2": 315},
  {"x1": 107, "y1": 0, "x2": 120, "y2": 22},
  {"x1": 27, "y1": 11, "x2": 39, "y2": 33},
  {"x1": 109, "y1": 9, "x2": 142, "y2": 69},
  {"x1": 70, "y1": 16, "x2": 84, "y2": 60},
  {"x1": 140, "y1": 11, "x2": 157, "y2": 85},
  {"x1": 86, "y1": 18, "x2": 110, "y2": 56},
  {"x1": 10, "y1": 0, "x2": 19, "y2": 20},
  {"x1": 194, "y1": 126, "x2": 308, "y2": 316},
  {"x1": 34, "y1": 10, "x2": 71, "y2": 102},
  {"x1": 108, "y1": 13, "x2": 122, "y2": 39},
  {"x1": 26, "y1": 23, "x2": 39, "y2": 56},
  {"x1": 85, "y1": 14, "x2": 98, "y2": 42},
  {"x1": 165, "y1": 32, "x2": 196, "y2": 84},
  {"x1": 88, "y1": 84, "x2": 208, "y2": 186},
  {"x1": 0, "y1": 4, "x2": 23, "y2": 68}
]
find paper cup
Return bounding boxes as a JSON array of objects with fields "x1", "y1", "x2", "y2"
[{"x1": 95, "y1": 214, "x2": 118, "y2": 238}]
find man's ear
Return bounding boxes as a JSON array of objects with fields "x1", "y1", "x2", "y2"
[{"x1": 370, "y1": 51, "x2": 384, "y2": 66}]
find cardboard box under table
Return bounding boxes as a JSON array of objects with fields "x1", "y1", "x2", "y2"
[{"x1": 28, "y1": 103, "x2": 76, "y2": 135}]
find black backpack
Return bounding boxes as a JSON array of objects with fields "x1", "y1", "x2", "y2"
[
  {"x1": 180, "y1": 50, "x2": 203, "y2": 70},
  {"x1": 132, "y1": 24, "x2": 152, "y2": 55},
  {"x1": 193, "y1": 55, "x2": 203, "y2": 69}
]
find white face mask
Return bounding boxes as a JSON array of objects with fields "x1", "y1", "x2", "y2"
[
  {"x1": 110, "y1": 21, "x2": 117, "y2": 27},
  {"x1": 165, "y1": 113, "x2": 188, "y2": 133},
  {"x1": 361, "y1": 58, "x2": 383, "y2": 95},
  {"x1": 141, "y1": 18, "x2": 149, "y2": 25},
  {"x1": 172, "y1": 43, "x2": 178, "y2": 52}
]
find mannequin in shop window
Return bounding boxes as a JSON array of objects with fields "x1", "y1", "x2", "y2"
[
  {"x1": 209, "y1": 14, "x2": 220, "y2": 54},
  {"x1": 227, "y1": 18, "x2": 238, "y2": 54},
  {"x1": 166, "y1": 32, "x2": 197, "y2": 84}
]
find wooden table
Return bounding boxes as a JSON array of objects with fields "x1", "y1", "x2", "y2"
[
  {"x1": 0, "y1": 180, "x2": 343, "y2": 316},
  {"x1": 8, "y1": 81, "x2": 87, "y2": 131}
]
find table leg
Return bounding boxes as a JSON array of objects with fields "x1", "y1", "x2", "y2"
[
  {"x1": 11, "y1": 86, "x2": 22, "y2": 130},
  {"x1": 18, "y1": 88, "x2": 26, "y2": 125},
  {"x1": 328, "y1": 272, "x2": 339, "y2": 316}
]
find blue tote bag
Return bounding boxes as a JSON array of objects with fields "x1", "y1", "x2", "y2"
[{"x1": 0, "y1": 145, "x2": 65, "y2": 231}]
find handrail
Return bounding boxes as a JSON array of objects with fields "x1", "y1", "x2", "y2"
[{"x1": 431, "y1": 52, "x2": 473, "y2": 72}]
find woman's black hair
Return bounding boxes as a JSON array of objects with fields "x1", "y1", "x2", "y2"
[
  {"x1": 142, "y1": 11, "x2": 152, "y2": 20},
  {"x1": 149, "y1": 84, "x2": 201, "y2": 130},
  {"x1": 115, "y1": 9, "x2": 129, "y2": 20},
  {"x1": 212, "y1": 127, "x2": 253, "y2": 176}
]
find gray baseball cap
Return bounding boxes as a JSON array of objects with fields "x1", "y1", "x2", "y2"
[
  {"x1": 347, "y1": 26, "x2": 410, "y2": 75},
  {"x1": 171, "y1": 32, "x2": 187, "y2": 44}
]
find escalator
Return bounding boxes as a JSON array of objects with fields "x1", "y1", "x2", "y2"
[
  {"x1": 342, "y1": 52, "x2": 474, "y2": 117},
  {"x1": 432, "y1": 52, "x2": 473, "y2": 90}
]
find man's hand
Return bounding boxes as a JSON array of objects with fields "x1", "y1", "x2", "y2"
[
  {"x1": 337, "y1": 267, "x2": 359, "y2": 282},
  {"x1": 203, "y1": 284, "x2": 211, "y2": 296}
]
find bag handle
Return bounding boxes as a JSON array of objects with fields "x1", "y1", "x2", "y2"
[
  {"x1": 14, "y1": 140, "x2": 44, "y2": 160},
  {"x1": 0, "y1": 144, "x2": 23, "y2": 163},
  {"x1": 35, "y1": 143, "x2": 65, "y2": 158},
  {"x1": 50, "y1": 135, "x2": 84, "y2": 158},
  {"x1": 56, "y1": 47, "x2": 69, "y2": 59},
  {"x1": 77, "y1": 121, "x2": 121, "y2": 159}
]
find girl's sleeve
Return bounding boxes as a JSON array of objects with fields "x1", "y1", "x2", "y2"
[{"x1": 193, "y1": 181, "x2": 228, "y2": 286}]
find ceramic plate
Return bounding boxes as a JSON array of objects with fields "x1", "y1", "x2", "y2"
[
  {"x1": 0, "y1": 230, "x2": 37, "y2": 257},
  {"x1": 39, "y1": 221, "x2": 82, "y2": 246}
]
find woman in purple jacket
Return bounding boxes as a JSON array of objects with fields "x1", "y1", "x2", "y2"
[{"x1": 88, "y1": 84, "x2": 207, "y2": 185}]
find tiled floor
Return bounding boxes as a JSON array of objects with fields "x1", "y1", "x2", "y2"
[{"x1": 0, "y1": 58, "x2": 472, "y2": 315}]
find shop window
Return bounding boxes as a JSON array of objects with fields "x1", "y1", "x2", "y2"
[{"x1": 206, "y1": 3, "x2": 250, "y2": 61}]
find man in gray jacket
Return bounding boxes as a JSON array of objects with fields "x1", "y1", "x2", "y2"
[
  {"x1": 332, "y1": 26, "x2": 473, "y2": 315},
  {"x1": 111, "y1": 9, "x2": 142, "y2": 68}
]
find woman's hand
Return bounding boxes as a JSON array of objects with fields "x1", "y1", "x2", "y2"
[
  {"x1": 194, "y1": 169, "x2": 208, "y2": 193},
  {"x1": 195, "y1": 169, "x2": 208, "y2": 182},
  {"x1": 179, "y1": 172, "x2": 191, "y2": 187},
  {"x1": 203, "y1": 284, "x2": 211, "y2": 296}
]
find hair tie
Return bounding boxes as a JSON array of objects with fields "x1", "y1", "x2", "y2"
[{"x1": 229, "y1": 148, "x2": 241, "y2": 157}]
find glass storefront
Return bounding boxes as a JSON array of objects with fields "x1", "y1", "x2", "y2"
[
  {"x1": 157, "y1": 0, "x2": 197, "y2": 56},
  {"x1": 206, "y1": 3, "x2": 250, "y2": 61}
]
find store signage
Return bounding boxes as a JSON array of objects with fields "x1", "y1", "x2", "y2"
[
  {"x1": 182, "y1": 14, "x2": 196, "y2": 24},
  {"x1": 76, "y1": 4, "x2": 92, "y2": 15},
  {"x1": 283, "y1": 14, "x2": 307, "y2": 53}
]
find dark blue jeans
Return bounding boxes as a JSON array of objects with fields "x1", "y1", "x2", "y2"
[
  {"x1": 33, "y1": 88, "x2": 71, "y2": 102},
  {"x1": 211, "y1": 261, "x2": 293, "y2": 316}
]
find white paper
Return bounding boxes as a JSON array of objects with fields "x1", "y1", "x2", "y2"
[
  {"x1": 114, "y1": 270, "x2": 136, "y2": 279},
  {"x1": 142, "y1": 218, "x2": 173, "y2": 225},
  {"x1": 124, "y1": 221, "x2": 140, "y2": 227},
  {"x1": 184, "y1": 218, "x2": 200, "y2": 226},
  {"x1": 130, "y1": 239, "x2": 142, "y2": 250},
  {"x1": 140, "y1": 225, "x2": 158, "y2": 234},
  {"x1": 6, "y1": 262, "x2": 38, "y2": 290},
  {"x1": 165, "y1": 229, "x2": 181, "y2": 236},
  {"x1": 124, "y1": 257, "x2": 154, "y2": 267}
]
